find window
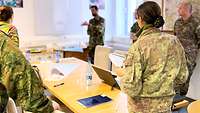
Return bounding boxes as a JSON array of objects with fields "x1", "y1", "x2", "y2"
[{"x1": 114, "y1": 0, "x2": 143, "y2": 37}]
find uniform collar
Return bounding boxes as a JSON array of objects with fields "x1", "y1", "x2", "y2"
[
  {"x1": 136, "y1": 24, "x2": 153, "y2": 37},
  {"x1": 139, "y1": 27, "x2": 160, "y2": 38},
  {"x1": 181, "y1": 15, "x2": 193, "y2": 23},
  {"x1": 94, "y1": 15, "x2": 100, "y2": 20},
  {"x1": 0, "y1": 21, "x2": 9, "y2": 26}
]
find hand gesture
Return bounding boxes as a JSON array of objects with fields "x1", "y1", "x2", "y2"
[{"x1": 81, "y1": 21, "x2": 89, "y2": 26}]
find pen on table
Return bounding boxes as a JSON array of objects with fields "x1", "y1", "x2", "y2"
[{"x1": 54, "y1": 82, "x2": 64, "y2": 87}]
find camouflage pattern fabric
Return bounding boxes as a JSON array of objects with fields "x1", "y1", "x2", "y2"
[
  {"x1": 0, "y1": 21, "x2": 19, "y2": 47},
  {"x1": 0, "y1": 83, "x2": 8, "y2": 113},
  {"x1": 127, "y1": 96, "x2": 173, "y2": 113},
  {"x1": 130, "y1": 22, "x2": 140, "y2": 43},
  {"x1": 0, "y1": 32, "x2": 53, "y2": 113},
  {"x1": 130, "y1": 22, "x2": 140, "y2": 33},
  {"x1": 121, "y1": 27, "x2": 188, "y2": 113},
  {"x1": 87, "y1": 16, "x2": 105, "y2": 63},
  {"x1": 174, "y1": 15, "x2": 200, "y2": 95}
]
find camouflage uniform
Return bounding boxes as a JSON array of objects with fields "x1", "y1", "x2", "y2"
[
  {"x1": 130, "y1": 22, "x2": 140, "y2": 43},
  {"x1": 0, "y1": 83, "x2": 8, "y2": 113},
  {"x1": 0, "y1": 33, "x2": 54, "y2": 113},
  {"x1": 174, "y1": 15, "x2": 200, "y2": 95},
  {"x1": 87, "y1": 16, "x2": 105, "y2": 63},
  {"x1": 121, "y1": 28, "x2": 188, "y2": 113},
  {"x1": 0, "y1": 21, "x2": 19, "y2": 47}
]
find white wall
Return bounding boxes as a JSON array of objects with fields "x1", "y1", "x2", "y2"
[
  {"x1": 13, "y1": 0, "x2": 35, "y2": 45},
  {"x1": 13, "y1": 0, "x2": 114, "y2": 48}
]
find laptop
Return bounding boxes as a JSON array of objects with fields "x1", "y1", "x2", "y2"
[{"x1": 92, "y1": 65, "x2": 120, "y2": 90}]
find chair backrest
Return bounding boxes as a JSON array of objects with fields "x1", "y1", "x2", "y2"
[
  {"x1": 6, "y1": 98, "x2": 18, "y2": 113},
  {"x1": 110, "y1": 50, "x2": 127, "y2": 74},
  {"x1": 94, "y1": 45, "x2": 112, "y2": 70},
  {"x1": 187, "y1": 100, "x2": 200, "y2": 113}
]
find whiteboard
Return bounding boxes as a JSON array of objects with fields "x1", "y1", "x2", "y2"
[{"x1": 34, "y1": 0, "x2": 83, "y2": 35}]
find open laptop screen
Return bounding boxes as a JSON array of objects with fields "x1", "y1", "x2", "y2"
[{"x1": 92, "y1": 65, "x2": 120, "y2": 90}]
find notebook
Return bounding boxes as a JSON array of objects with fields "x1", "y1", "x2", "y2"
[{"x1": 77, "y1": 94, "x2": 112, "y2": 107}]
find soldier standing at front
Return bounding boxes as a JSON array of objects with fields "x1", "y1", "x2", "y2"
[
  {"x1": 174, "y1": 1, "x2": 200, "y2": 96},
  {"x1": 82, "y1": 5, "x2": 105, "y2": 63}
]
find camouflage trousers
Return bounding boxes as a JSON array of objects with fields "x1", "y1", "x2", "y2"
[
  {"x1": 84, "y1": 46, "x2": 96, "y2": 64},
  {"x1": 127, "y1": 96, "x2": 173, "y2": 113},
  {"x1": 179, "y1": 62, "x2": 196, "y2": 96}
]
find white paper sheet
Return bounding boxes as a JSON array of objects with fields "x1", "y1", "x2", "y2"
[
  {"x1": 109, "y1": 53, "x2": 125, "y2": 67},
  {"x1": 35, "y1": 63, "x2": 79, "y2": 81}
]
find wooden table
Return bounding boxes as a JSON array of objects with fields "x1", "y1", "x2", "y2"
[
  {"x1": 37, "y1": 58, "x2": 128, "y2": 113},
  {"x1": 187, "y1": 100, "x2": 200, "y2": 113}
]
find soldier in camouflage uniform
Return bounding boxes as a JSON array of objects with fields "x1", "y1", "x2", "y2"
[
  {"x1": 0, "y1": 6, "x2": 19, "y2": 47},
  {"x1": 174, "y1": 1, "x2": 200, "y2": 96},
  {"x1": 130, "y1": 22, "x2": 140, "y2": 43},
  {"x1": 0, "y1": 33, "x2": 54, "y2": 112},
  {"x1": 0, "y1": 83, "x2": 8, "y2": 113},
  {"x1": 119, "y1": 1, "x2": 188, "y2": 113},
  {"x1": 82, "y1": 5, "x2": 105, "y2": 63}
]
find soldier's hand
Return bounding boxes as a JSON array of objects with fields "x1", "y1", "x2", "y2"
[
  {"x1": 52, "y1": 100, "x2": 61, "y2": 110},
  {"x1": 81, "y1": 21, "x2": 89, "y2": 26}
]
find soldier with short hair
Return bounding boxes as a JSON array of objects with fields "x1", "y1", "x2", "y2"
[
  {"x1": 174, "y1": 0, "x2": 200, "y2": 96},
  {"x1": 82, "y1": 5, "x2": 105, "y2": 63},
  {"x1": 130, "y1": 22, "x2": 140, "y2": 43},
  {"x1": 0, "y1": 6, "x2": 19, "y2": 47}
]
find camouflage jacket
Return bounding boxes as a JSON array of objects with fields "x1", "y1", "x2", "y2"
[
  {"x1": 0, "y1": 33, "x2": 53, "y2": 113},
  {"x1": 130, "y1": 22, "x2": 140, "y2": 43},
  {"x1": 87, "y1": 16, "x2": 105, "y2": 49},
  {"x1": 174, "y1": 15, "x2": 200, "y2": 65},
  {"x1": 121, "y1": 28, "x2": 188, "y2": 112},
  {"x1": 130, "y1": 22, "x2": 140, "y2": 34},
  {"x1": 0, "y1": 21, "x2": 19, "y2": 47},
  {"x1": 0, "y1": 83, "x2": 8, "y2": 113}
]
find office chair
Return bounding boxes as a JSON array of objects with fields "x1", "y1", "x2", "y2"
[
  {"x1": 187, "y1": 100, "x2": 200, "y2": 113},
  {"x1": 94, "y1": 45, "x2": 112, "y2": 70},
  {"x1": 110, "y1": 50, "x2": 127, "y2": 74}
]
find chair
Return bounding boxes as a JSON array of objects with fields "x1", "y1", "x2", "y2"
[
  {"x1": 110, "y1": 50, "x2": 127, "y2": 74},
  {"x1": 6, "y1": 98, "x2": 18, "y2": 113},
  {"x1": 187, "y1": 100, "x2": 200, "y2": 113},
  {"x1": 94, "y1": 45, "x2": 112, "y2": 70}
]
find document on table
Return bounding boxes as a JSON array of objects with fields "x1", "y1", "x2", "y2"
[
  {"x1": 36, "y1": 63, "x2": 79, "y2": 81},
  {"x1": 49, "y1": 63, "x2": 79, "y2": 81}
]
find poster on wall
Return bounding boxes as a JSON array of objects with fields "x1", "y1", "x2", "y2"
[
  {"x1": 0, "y1": 0, "x2": 23, "y2": 8},
  {"x1": 89, "y1": 0, "x2": 105, "y2": 9}
]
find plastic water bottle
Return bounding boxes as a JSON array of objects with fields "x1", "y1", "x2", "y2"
[
  {"x1": 55, "y1": 50, "x2": 60, "y2": 63},
  {"x1": 86, "y1": 58, "x2": 93, "y2": 86}
]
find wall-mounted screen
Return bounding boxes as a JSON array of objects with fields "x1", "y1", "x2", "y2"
[{"x1": 0, "y1": 0, "x2": 23, "y2": 8}]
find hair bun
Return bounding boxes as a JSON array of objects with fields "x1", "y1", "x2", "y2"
[{"x1": 153, "y1": 16, "x2": 165, "y2": 28}]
